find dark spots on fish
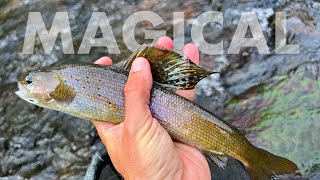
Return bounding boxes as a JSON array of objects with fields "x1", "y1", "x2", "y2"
[
  {"x1": 98, "y1": 94, "x2": 101, "y2": 97},
  {"x1": 99, "y1": 79, "x2": 102, "y2": 82},
  {"x1": 86, "y1": 75, "x2": 89, "y2": 79},
  {"x1": 108, "y1": 101, "x2": 112, "y2": 105},
  {"x1": 86, "y1": 81, "x2": 90, "y2": 84},
  {"x1": 97, "y1": 87, "x2": 100, "y2": 90},
  {"x1": 83, "y1": 86, "x2": 86, "y2": 89},
  {"x1": 63, "y1": 80, "x2": 67, "y2": 83},
  {"x1": 29, "y1": 99, "x2": 34, "y2": 102},
  {"x1": 70, "y1": 75, "x2": 73, "y2": 78},
  {"x1": 76, "y1": 78, "x2": 79, "y2": 81}
]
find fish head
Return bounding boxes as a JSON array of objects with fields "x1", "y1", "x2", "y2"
[{"x1": 15, "y1": 71, "x2": 61, "y2": 108}]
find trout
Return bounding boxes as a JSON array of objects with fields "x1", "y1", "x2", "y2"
[{"x1": 16, "y1": 46, "x2": 298, "y2": 179}]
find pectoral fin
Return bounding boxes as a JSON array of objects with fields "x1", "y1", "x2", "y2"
[
  {"x1": 49, "y1": 82, "x2": 75, "y2": 104},
  {"x1": 122, "y1": 45, "x2": 214, "y2": 90},
  {"x1": 203, "y1": 151, "x2": 228, "y2": 169}
]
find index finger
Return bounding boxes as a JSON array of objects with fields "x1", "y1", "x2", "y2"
[
  {"x1": 183, "y1": 43, "x2": 199, "y2": 65},
  {"x1": 155, "y1": 36, "x2": 199, "y2": 65},
  {"x1": 94, "y1": 56, "x2": 113, "y2": 66},
  {"x1": 155, "y1": 36, "x2": 174, "y2": 50}
]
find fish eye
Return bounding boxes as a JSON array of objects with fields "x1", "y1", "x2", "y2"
[{"x1": 25, "y1": 75, "x2": 33, "y2": 85}]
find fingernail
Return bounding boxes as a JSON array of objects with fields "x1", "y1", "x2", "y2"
[{"x1": 131, "y1": 58, "x2": 146, "y2": 72}]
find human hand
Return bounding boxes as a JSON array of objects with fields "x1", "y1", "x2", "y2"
[{"x1": 93, "y1": 36, "x2": 210, "y2": 179}]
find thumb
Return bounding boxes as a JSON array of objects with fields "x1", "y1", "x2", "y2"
[{"x1": 123, "y1": 57, "x2": 153, "y2": 134}]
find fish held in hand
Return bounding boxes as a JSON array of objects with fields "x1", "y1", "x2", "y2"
[{"x1": 16, "y1": 47, "x2": 298, "y2": 180}]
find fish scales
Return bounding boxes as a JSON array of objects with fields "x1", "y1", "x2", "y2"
[
  {"x1": 56, "y1": 65, "x2": 277, "y2": 166},
  {"x1": 59, "y1": 65, "x2": 245, "y2": 155},
  {"x1": 57, "y1": 65, "x2": 126, "y2": 123}
]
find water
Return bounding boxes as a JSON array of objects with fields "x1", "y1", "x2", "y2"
[{"x1": 1, "y1": 0, "x2": 320, "y2": 179}]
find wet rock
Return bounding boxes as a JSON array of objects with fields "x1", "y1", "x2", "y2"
[{"x1": 225, "y1": 64, "x2": 320, "y2": 175}]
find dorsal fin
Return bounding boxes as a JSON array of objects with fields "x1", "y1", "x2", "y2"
[{"x1": 122, "y1": 45, "x2": 214, "y2": 90}]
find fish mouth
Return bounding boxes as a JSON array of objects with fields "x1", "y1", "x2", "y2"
[{"x1": 15, "y1": 81, "x2": 37, "y2": 104}]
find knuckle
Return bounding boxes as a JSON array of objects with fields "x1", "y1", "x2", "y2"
[{"x1": 143, "y1": 112, "x2": 153, "y2": 122}]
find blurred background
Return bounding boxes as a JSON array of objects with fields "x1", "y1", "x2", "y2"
[{"x1": 1, "y1": 0, "x2": 320, "y2": 179}]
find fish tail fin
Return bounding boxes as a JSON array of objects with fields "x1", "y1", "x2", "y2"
[{"x1": 246, "y1": 148, "x2": 298, "y2": 180}]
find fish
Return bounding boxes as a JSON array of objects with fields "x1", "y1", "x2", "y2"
[{"x1": 15, "y1": 46, "x2": 298, "y2": 180}]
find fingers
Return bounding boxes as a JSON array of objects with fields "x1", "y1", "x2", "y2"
[
  {"x1": 100, "y1": 123, "x2": 123, "y2": 157},
  {"x1": 183, "y1": 43, "x2": 199, "y2": 65},
  {"x1": 93, "y1": 121, "x2": 122, "y2": 160},
  {"x1": 176, "y1": 89, "x2": 196, "y2": 101},
  {"x1": 156, "y1": 36, "x2": 199, "y2": 65},
  {"x1": 92, "y1": 120, "x2": 116, "y2": 134},
  {"x1": 123, "y1": 57, "x2": 153, "y2": 134},
  {"x1": 94, "y1": 56, "x2": 113, "y2": 66},
  {"x1": 155, "y1": 36, "x2": 173, "y2": 50},
  {"x1": 174, "y1": 142, "x2": 211, "y2": 179}
]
